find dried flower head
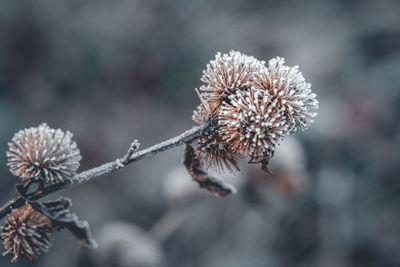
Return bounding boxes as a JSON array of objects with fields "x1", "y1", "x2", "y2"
[
  {"x1": 192, "y1": 50, "x2": 263, "y2": 171},
  {"x1": 218, "y1": 89, "x2": 287, "y2": 162},
  {"x1": 193, "y1": 51, "x2": 318, "y2": 172},
  {"x1": 199, "y1": 50, "x2": 263, "y2": 108},
  {"x1": 1, "y1": 204, "x2": 54, "y2": 262},
  {"x1": 7, "y1": 123, "x2": 82, "y2": 184},
  {"x1": 253, "y1": 57, "x2": 318, "y2": 132}
]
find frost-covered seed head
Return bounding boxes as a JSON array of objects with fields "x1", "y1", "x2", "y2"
[
  {"x1": 193, "y1": 51, "x2": 318, "y2": 171},
  {"x1": 218, "y1": 89, "x2": 287, "y2": 162},
  {"x1": 7, "y1": 123, "x2": 82, "y2": 184},
  {"x1": 1, "y1": 204, "x2": 54, "y2": 262},
  {"x1": 199, "y1": 50, "x2": 263, "y2": 107},
  {"x1": 253, "y1": 57, "x2": 318, "y2": 132},
  {"x1": 193, "y1": 50, "x2": 263, "y2": 171}
]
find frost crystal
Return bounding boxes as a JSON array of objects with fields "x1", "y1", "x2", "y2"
[
  {"x1": 7, "y1": 123, "x2": 82, "y2": 184},
  {"x1": 1, "y1": 204, "x2": 54, "y2": 262}
]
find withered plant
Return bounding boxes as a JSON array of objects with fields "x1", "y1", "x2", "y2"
[{"x1": 0, "y1": 50, "x2": 318, "y2": 262}]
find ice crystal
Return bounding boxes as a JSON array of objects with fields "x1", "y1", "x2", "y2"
[{"x1": 7, "y1": 123, "x2": 82, "y2": 184}]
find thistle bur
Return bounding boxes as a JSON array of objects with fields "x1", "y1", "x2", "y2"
[
  {"x1": 253, "y1": 57, "x2": 319, "y2": 133},
  {"x1": 7, "y1": 123, "x2": 82, "y2": 184},
  {"x1": 192, "y1": 50, "x2": 264, "y2": 172},
  {"x1": 1, "y1": 204, "x2": 54, "y2": 262},
  {"x1": 198, "y1": 50, "x2": 264, "y2": 111},
  {"x1": 218, "y1": 89, "x2": 287, "y2": 163},
  {"x1": 193, "y1": 51, "x2": 318, "y2": 171}
]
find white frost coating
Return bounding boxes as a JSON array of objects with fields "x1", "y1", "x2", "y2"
[
  {"x1": 254, "y1": 57, "x2": 319, "y2": 132},
  {"x1": 218, "y1": 89, "x2": 287, "y2": 160},
  {"x1": 197, "y1": 50, "x2": 264, "y2": 102},
  {"x1": 69, "y1": 124, "x2": 207, "y2": 187},
  {"x1": 196, "y1": 52, "x2": 319, "y2": 162},
  {"x1": 6, "y1": 123, "x2": 82, "y2": 184}
]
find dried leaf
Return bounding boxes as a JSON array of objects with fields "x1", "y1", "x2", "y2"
[
  {"x1": 183, "y1": 143, "x2": 236, "y2": 197},
  {"x1": 29, "y1": 198, "x2": 97, "y2": 249}
]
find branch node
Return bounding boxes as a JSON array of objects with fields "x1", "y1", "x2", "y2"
[{"x1": 120, "y1": 139, "x2": 140, "y2": 165}]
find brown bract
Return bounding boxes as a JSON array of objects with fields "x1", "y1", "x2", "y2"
[{"x1": 192, "y1": 90, "x2": 239, "y2": 172}]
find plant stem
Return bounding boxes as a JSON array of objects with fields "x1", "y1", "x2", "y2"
[{"x1": 0, "y1": 124, "x2": 207, "y2": 220}]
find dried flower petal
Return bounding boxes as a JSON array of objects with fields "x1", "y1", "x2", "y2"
[
  {"x1": 1, "y1": 204, "x2": 54, "y2": 262},
  {"x1": 7, "y1": 123, "x2": 82, "y2": 184}
]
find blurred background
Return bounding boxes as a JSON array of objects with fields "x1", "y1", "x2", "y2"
[{"x1": 0, "y1": 0, "x2": 399, "y2": 266}]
